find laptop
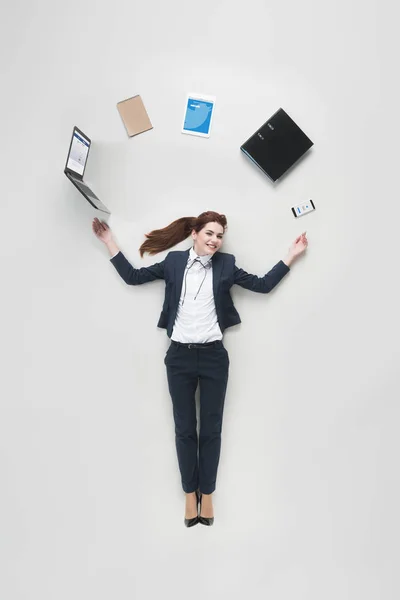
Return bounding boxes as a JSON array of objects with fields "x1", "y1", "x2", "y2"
[
  {"x1": 64, "y1": 126, "x2": 111, "y2": 214},
  {"x1": 240, "y1": 108, "x2": 313, "y2": 182}
]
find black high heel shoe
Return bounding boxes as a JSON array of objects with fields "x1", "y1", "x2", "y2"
[
  {"x1": 198, "y1": 492, "x2": 214, "y2": 526},
  {"x1": 184, "y1": 491, "x2": 200, "y2": 528}
]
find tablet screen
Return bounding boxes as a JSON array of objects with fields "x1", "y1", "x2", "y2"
[{"x1": 182, "y1": 95, "x2": 215, "y2": 137}]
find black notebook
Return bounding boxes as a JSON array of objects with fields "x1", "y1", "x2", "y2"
[{"x1": 240, "y1": 108, "x2": 313, "y2": 182}]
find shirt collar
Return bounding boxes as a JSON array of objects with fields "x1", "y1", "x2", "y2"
[{"x1": 188, "y1": 247, "x2": 213, "y2": 267}]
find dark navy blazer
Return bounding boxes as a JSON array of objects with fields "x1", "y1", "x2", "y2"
[{"x1": 110, "y1": 250, "x2": 290, "y2": 337}]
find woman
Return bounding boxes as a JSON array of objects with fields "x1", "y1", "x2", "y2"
[{"x1": 92, "y1": 211, "x2": 308, "y2": 527}]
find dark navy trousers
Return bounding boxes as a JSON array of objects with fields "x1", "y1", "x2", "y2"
[{"x1": 164, "y1": 340, "x2": 229, "y2": 495}]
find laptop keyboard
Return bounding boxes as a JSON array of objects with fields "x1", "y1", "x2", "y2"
[
  {"x1": 70, "y1": 177, "x2": 109, "y2": 212},
  {"x1": 76, "y1": 181, "x2": 94, "y2": 195}
]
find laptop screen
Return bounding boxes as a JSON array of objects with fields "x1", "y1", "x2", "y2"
[{"x1": 67, "y1": 129, "x2": 90, "y2": 176}]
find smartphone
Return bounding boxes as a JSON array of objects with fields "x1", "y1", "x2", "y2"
[{"x1": 291, "y1": 199, "x2": 315, "y2": 217}]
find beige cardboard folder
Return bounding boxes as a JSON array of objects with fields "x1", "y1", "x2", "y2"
[{"x1": 117, "y1": 95, "x2": 153, "y2": 137}]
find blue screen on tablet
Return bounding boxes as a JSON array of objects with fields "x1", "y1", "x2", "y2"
[{"x1": 183, "y1": 97, "x2": 214, "y2": 134}]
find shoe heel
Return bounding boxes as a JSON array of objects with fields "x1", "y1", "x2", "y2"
[
  {"x1": 184, "y1": 491, "x2": 200, "y2": 528},
  {"x1": 198, "y1": 492, "x2": 214, "y2": 526}
]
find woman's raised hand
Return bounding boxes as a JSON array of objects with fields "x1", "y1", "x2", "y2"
[
  {"x1": 289, "y1": 231, "x2": 308, "y2": 258},
  {"x1": 92, "y1": 218, "x2": 112, "y2": 244}
]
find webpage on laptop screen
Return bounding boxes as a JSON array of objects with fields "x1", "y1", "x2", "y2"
[{"x1": 67, "y1": 131, "x2": 90, "y2": 175}]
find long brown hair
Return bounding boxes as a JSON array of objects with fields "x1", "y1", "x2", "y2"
[{"x1": 139, "y1": 211, "x2": 228, "y2": 257}]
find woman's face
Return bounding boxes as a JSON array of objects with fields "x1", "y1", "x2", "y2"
[{"x1": 192, "y1": 221, "x2": 224, "y2": 256}]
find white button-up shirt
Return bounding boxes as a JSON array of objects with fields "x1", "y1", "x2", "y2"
[{"x1": 171, "y1": 248, "x2": 223, "y2": 343}]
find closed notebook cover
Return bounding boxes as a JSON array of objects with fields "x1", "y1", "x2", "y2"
[
  {"x1": 117, "y1": 95, "x2": 153, "y2": 137},
  {"x1": 240, "y1": 108, "x2": 313, "y2": 181}
]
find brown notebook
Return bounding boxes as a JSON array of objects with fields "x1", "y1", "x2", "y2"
[{"x1": 116, "y1": 95, "x2": 153, "y2": 137}]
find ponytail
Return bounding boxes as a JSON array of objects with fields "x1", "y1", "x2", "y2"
[{"x1": 139, "y1": 211, "x2": 227, "y2": 257}]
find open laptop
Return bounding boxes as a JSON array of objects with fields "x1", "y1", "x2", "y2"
[{"x1": 64, "y1": 126, "x2": 111, "y2": 214}]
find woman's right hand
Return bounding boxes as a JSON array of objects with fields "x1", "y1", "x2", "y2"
[{"x1": 92, "y1": 218, "x2": 112, "y2": 244}]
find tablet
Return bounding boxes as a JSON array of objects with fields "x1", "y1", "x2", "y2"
[{"x1": 181, "y1": 93, "x2": 216, "y2": 138}]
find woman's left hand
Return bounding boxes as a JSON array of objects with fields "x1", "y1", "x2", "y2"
[
  {"x1": 284, "y1": 232, "x2": 308, "y2": 266},
  {"x1": 289, "y1": 231, "x2": 308, "y2": 258},
  {"x1": 283, "y1": 232, "x2": 309, "y2": 266}
]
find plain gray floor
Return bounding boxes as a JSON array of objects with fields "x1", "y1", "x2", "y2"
[{"x1": 1, "y1": 0, "x2": 400, "y2": 599}]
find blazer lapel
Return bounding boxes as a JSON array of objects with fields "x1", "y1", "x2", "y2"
[
  {"x1": 174, "y1": 250, "x2": 190, "y2": 306},
  {"x1": 212, "y1": 252, "x2": 224, "y2": 302}
]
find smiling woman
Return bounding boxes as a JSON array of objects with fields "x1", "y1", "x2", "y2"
[{"x1": 92, "y1": 211, "x2": 308, "y2": 528}]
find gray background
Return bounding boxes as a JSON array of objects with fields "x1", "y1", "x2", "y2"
[{"x1": 1, "y1": 0, "x2": 399, "y2": 598}]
